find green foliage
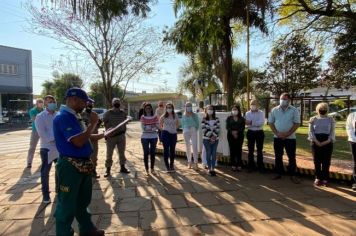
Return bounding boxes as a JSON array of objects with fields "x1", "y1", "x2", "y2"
[
  {"x1": 41, "y1": 73, "x2": 83, "y2": 105},
  {"x1": 165, "y1": 0, "x2": 271, "y2": 108},
  {"x1": 255, "y1": 33, "x2": 321, "y2": 97},
  {"x1": 331, "y1": 99, "x2": 345, "y2": 109},
  {"x1": 327, "y1": 21, "x2": 356, "y2": 88},
  {"x1": 254, "y1": 92, "x2": 270, "y2": 110},
  {"x1": 277, "y1": 0, "x2": 356, "y2": 56},
  {"x1": 48, "y1": 0, "x2": 152, "y2": 21},
  {"x1": 89, "y1": 81, "x2": 124, "y2": 108}
]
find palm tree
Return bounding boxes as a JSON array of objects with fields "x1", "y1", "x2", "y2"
[{"x1": 166, "y1": 0, "x2": 271, "y2": 108}]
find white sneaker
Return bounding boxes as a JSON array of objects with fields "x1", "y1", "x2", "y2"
[
  {"x1": 43, "y1": 198, "x2": 51, "y2": 204},
  {"x1": 188, "y1": 162, "x2": 192, "y2": 169}
]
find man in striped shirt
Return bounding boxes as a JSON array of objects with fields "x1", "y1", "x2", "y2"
[{"x1": 103, "y1": 98, "x2": 130, "y2": 177}]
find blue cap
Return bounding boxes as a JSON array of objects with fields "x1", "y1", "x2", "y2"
[{"x1": 65, "y1": 87, "x2": 94, "y2": 103}]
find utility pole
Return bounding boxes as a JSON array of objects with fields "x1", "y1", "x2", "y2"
[{"x1": 246, "y1": 1, "x2": 250, "y2": 110}]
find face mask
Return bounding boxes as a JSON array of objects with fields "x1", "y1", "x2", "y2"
[
  {"x1": 319, "y1": 110, "x2": 327, "y2": 115},
  {"x1": 47, "y1": 102, "x2": 57, "y2": 111},
  {"x1": 166, "y1": 108, "x2": 173, "y2": 113},
  {"x1": 207, "y1": 110, "x2": 213, "y2": 115},
  {"x1": 186, "y1": 107, "x2": 192, "y2": 112},
  {"x1": 232, "y1": 110, "x2": 238, "y2": 115},
  {"x1": 251, "y1": 105, "x2": 257, "y2": 110},
  {"x1": 280, "y1": 99, "x2": 289, "y2": 107},
  {"x1": 113, "y1": 103, "x2": 120, "y2": 109}
]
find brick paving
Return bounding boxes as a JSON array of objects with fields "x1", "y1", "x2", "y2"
[{"x1": 0, "y1": 127, "x2": 355, "y2": 235}]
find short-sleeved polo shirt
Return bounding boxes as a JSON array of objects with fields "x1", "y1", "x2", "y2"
[
  {"x1": 29, "y1": 107, "x2": 43, "y2": 131},
  {"x1": 53, "y1": 106, "x2": 92, "y2": 159},
  {"x1": 268, "y1": 105, "x2": 300, "y2": 139}
]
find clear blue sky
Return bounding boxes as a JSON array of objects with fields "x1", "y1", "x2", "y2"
[{"x1": 0, "y1": 0, "x2": 271, "y2": 95}]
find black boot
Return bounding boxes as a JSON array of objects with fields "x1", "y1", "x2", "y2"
[
  {"x1": 120, "y1": 165, "x2": 130, "y2": 174},
  {"x1": 104, "y1": 167, "x2": 111, "y2": 178}
]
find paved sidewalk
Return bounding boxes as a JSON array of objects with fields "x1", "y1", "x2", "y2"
[{"x1": 0, "y1": 132, "x2": 355, "y2": 235}]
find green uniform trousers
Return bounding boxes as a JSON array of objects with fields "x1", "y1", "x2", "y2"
[
  {"x1": 55, "y1": 158, "x2": 95, "y2": 236},
  {"x1": 105, "y1": 134, "x2": 126, "y2": 167}
]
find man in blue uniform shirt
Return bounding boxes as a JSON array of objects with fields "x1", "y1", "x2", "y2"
[{"x1": 53, "y1": 87, "x2": 105, "y2": 236}]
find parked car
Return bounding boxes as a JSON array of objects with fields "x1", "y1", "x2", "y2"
[
  {"x1": 328, "y1": 106, "x2": 356, "y2": 119},
  {"x1": 92, "y1": 108, "x2": 107, "y2": 120}
]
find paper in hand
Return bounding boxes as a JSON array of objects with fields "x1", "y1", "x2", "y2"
[{"x1": 104, "y1": 116, "x2": 133, "y2": 137}]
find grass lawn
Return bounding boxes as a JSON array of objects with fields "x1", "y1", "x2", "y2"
[{"x1": 260, "y1": 121, "x2": 352, "y2": 161}]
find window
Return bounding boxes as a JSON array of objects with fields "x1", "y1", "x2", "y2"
[{"x1": 0, "y1": 63, "x2": 18, "y2": 75}]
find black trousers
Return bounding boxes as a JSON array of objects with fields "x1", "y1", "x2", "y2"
[
  {"x1": 246, "y1": 130, "x2": 265, "y2": 170},
  {"x1": 351, "y1": 142, "x2": 356, "y2": 184},
  {"x1": 311, "y1": 133, "x2": 333, "y2": 181},
  {"x1": 228, "y1": 133, "x2": 244, "y2": 168},
  {"x1": 274, "y1": 138, "x2": 297, "y2": 175}
]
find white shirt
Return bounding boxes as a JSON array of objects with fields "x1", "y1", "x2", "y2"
[
  {"x1": 346, "y1": 112, "x2": 356, "y2": 143},
  {"x1": 245, "y1": 109, "x2": 265, "y2": 131},
  {"x1": 35, "y1": 109, "x2": 59, "y2": 163}
]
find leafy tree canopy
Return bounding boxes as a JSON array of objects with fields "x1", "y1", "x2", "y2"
[
  {"x1": 41, "y1": 73, "x2": 83, "y2": 105},
  {"x1": 255, "y1": 33, "x2": 322, "y2": 97}
]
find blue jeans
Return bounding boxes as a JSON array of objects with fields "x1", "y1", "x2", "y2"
[
  {"x1": 141, "y1": 138, "x2": 158, "y2": 170},
  {"x1": 161, "y1": 130, "x2": 177, "y2": 169},
  {"x1": 203, "y1": 139, "x2": 219, "y2": 170},
  {"x1": 40, "y1": 148, "x2": 53, "y2": 199}
]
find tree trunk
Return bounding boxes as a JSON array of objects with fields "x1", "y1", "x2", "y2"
[{"x1": 222, "y1": 17, "x2": 233, "y2": 109}]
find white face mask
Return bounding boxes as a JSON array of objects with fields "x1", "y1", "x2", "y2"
[
  {"x1": 207, "y1": 110, "x2": 213, "y2": 115},
  {"x1": 280, "y1": 99, "x2": 289, "y2": 107},
  {"x1": 232, "y1": 110, "x2": 238, "y2": 115},
  {"x1": 166, "y1": 108, "x2": 173, "y2": 113},
  {"x1": 250, "y1": 105, "x2": 257, "y2": 110}
]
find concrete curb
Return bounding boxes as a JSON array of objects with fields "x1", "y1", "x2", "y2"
[{"x1": 156, "y1": 148, "x2": 352, "y2": 181}]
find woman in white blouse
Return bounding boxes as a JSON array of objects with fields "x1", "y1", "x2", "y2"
[{"x1": 308, "y1": 102, "x2": 335, "y2": 186}]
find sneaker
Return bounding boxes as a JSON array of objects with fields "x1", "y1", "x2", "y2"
[
  {"x1": 236, "y1": 166, "x2": 242, "y2": 172},
  {"x1": 188, "y1": 162, "x2": 192, "y2": 169},
  {"x1": 352, "y1": 183, "x2": 356, "y2": 191},
  {"x1": 321, "y1": 180, "x2": 328, "y2": 186},
  {"x1": 211, "y1": 170, "x2": 217, "y2": 176},
  {"x1": 92, "y1": 172, "x2": 100, "y2": 179},
  {"x1": 145, "y1": 169, "x2": 150, "y2": 176},
  {"x1": 150, "y1": 169, "x2": 156, "y2": 175},
  {"x1": 290, "y1": 176, "x2": 301, "y2": 184},
  {"x1": 26, "y1": 164, "x2": 32, "y2": 169},
  {"x1": 43, "y1": 197, "x2": 51, "y2": 204},
  {"x1": 120, "y1": 167, "x2": 130, "y2": 174},
  {"x1": 231, "y1": 166, "x2": 237, "y2": 172},
  {"x1": 314, "y1": 179, "x2": 321, "y2": 186}
]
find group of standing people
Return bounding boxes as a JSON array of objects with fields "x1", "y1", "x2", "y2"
[
  {"x1": 25, "y1": 88, "x2": 356, "y2": 236},
  {"x1": 138, "y1": 92, "x2": 356, "y2": 190}
]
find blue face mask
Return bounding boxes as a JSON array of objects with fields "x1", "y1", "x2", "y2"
[
  {"x1": 186, "y1": 107, "x2": 193, "y2": 112},
  {"x1": 47, "y1": 102, "x2": 57, "y2": 111}
]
